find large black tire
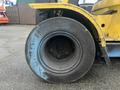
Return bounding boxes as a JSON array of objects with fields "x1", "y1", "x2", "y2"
[{"x1": 25, "y1": 17, "x2": 95, "y2": 83}]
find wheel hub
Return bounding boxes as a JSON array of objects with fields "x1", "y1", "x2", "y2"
[
  {"x1": 38, "y1": 32, "x2": 82, "y2": 73},
  {"x1": 46, "y1": 35, "x2": 75, "y2": 60}
]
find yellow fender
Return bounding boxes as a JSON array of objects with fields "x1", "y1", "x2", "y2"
[
  {"x1": 92, "y1": 0, "x2": 120, "y2": 12},
  {"x1": 29, "y1": 3, "x2": 106, "y2": 47}
]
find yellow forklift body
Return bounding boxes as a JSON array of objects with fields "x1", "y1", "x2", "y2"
[
  {"x1": 92, "y1": 0, "x2": 120, "y2": 13},
  {"x1": 29, "y1": 3, "x2": 106, "y2": 47},
  {"x1": 93, "y1": 0, "x2": 120, "y2": 41}
]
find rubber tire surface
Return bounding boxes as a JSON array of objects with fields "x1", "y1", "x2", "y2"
[{"x1": 25, "y1": 17, "x2": 95, "y2": 83}]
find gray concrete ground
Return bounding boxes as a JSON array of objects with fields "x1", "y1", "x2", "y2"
[{"x1": 0, "y1": 25, "x2": 120, "y2": 90}]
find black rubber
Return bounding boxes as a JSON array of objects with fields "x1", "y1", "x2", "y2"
[{"x1": 25, "y1": 17, "x2": 95, "y2": 83}]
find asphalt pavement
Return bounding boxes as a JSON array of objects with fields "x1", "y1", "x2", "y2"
[{"x1": 0, "y1": 25, "x2": 120, "y2": 90}]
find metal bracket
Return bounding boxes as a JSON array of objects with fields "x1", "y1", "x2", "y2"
[{"x1": 100, "y1": 47, "x2": 111, "y2": 66}]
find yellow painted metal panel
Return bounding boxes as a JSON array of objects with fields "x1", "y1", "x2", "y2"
[
  {"x1": 93, "y1": 3, "x2": 120, "y2": 41},
  {"x1": 58, "y1": 0, "x2": 69, "y2": 3},
  {"x1": 92, "y1": 0, "x2": 120, "y2": 12}
]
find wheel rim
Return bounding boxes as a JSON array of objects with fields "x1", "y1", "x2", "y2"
[{"x1": 38, "y1": 31, "x2": 83, "y2": 74}]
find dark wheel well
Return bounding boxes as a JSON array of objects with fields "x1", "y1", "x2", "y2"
[{"x1": 38, "y1": 8, "x2": 101, "y2": 58}]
